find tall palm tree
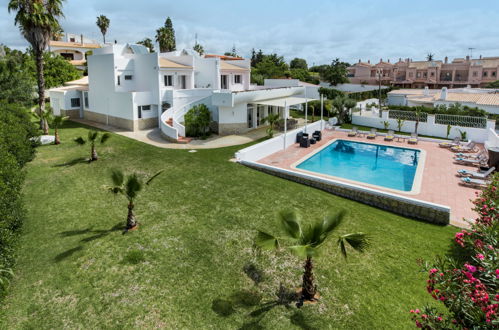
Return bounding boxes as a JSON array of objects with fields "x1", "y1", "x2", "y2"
[
  {"x1": 96, "y1": 15, "x2": 110, "y2": 44},
  {"x1": 261, "y1": 113, "x2": 280, "y2": 138},
  {"x1": 74, "y1": 130, "x2": 110, "y2": 161},
  {"x1": 8, "y1": 0, "x2": 65, "y2": 127},
  {"x1": 155, "y1": 17, "x2": 175, "y2": 53},
  {"x1": 107, "y1": 169, "x2": 163, "y2": 230},
  {"x1": 426, "y1": 53, "x2": 435, "y2": 61},
  {"x1": 256, "y1": 209, "x2": 369, "y2": 305}
]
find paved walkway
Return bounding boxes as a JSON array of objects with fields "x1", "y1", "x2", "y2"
[{"x1": 70, "y1": 118, "x2": 307, "y2": 149}]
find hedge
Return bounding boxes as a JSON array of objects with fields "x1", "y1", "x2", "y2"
[
  {"x1": 0, "y1": 102, "x2": 38, "y2": 298},
  {"x1": 386, "y1": 104, "x2": 490, "y2": 118}
]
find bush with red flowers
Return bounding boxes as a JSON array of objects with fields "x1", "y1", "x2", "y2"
[{"x1": 411, "y1": 173, "x2": 498, "y2": 328}]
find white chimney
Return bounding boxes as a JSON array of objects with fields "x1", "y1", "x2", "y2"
[
  {"x1": 440, "y1": 87, "x2": 448, "y2": 100},
  {"x1": 423, "y1": 86, "x2": 429, "y2": 96}
]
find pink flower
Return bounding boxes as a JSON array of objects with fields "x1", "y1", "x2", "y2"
[
  {"x1": 465, "y1": 264, "x2": 477, "y2": 273},
  {"x1": 437, "y1": 316, "x2": 443, "y2": 322},
  {"x1": 429, "y1": 268, "x2": 438, "y2": 274},
  {"x1": 476, "y1": 254, "x2": 485, "y2": 260}
]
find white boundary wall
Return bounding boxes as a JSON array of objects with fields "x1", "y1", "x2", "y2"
[
  {"x1": 352, "y1": 111, "x2": 495, "y2": 143},
  {"x1": 235, "y1": 120, "x2": 326, "y2": 162},
  {"x1": 485, "y1": 129, "x2": 499, "y2": 149}
]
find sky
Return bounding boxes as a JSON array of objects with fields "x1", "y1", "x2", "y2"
[{"x1": 1, "y1": 0, "x2": 498, "y2": 66}]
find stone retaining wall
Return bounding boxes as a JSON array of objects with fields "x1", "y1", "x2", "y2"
[{"x1": 241, "y1": 161, "x2": 450, "y2": 225}]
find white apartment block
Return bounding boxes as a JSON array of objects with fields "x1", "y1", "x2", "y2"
[{"x1": 49, "y1": 43, "x2": 319, "y2": 142}]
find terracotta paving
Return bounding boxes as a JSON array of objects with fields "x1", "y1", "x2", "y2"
[{"x1": 258, "y1": 130, "x2": 481, "y2": 228}]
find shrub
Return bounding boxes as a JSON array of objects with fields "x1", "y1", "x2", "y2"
[
  {"x1": 411, "y1": 173, "x2": 499, "y2": 328},
  {"x1": 185, "y1": 104, "x2": 212, "y2": 138},
  {"x1": 387, "y1": 103, "x2": 490, "y2": 118},
  {"x1": 0, "y1": 102, "x2": 38, "y2": 299}
]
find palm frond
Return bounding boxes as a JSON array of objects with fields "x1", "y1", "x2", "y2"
[
  {"x1": 107, "y1": 186, "x2": 124, "y2": 195},
  {"x1": 146, "y1": 170, "x2": 164, "y2": 185},
  {"x1": 110, "y1": 169, "x2": 124, "y2": 186},
  {"x1": 100, "y1": 132, "x2": 111, "y2": 144},
  {"x1": 322, "y1": 210, "x2": 346, "y2": 235},
  {"x1": 278, "y1": 209, "x2": 301, "y2": 239},
  {"x1": 338, "y1": 233, "x2": 370, "y2": 258},
  {"x1": 73, "y1": 136, "x2": 86, "y2": 145},
  {"x1": 88, "y1": 130, "x2": 98, "y2": 141},
  {"x1": 255, "y1": 231, "x2": 279, "y2": 250},
  {"x1": 288, "y1": 245, "x2": 316, "y2": 258},
  {"x1": 125, "y1": 174, "x2": 142, "y2": 200}
]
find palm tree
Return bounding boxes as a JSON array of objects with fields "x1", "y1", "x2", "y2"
[
  {"x1": 74, "y1": 130, "x2": 110, "y2": 161},
  {"x1": 396, "y1": 118, "x2": 405, "y2": 133},
  {"x1": 261, "y1": 113, "x2": 280, "y2": 138},
  {"x1": 8, "y1": 0, "x2": 65, "y2": 128},
  {"x1": 414, "y1": 108, "x2": 423, "y2": 134},
  {"x1": 32, "y1": 108, "x2": 53, "y2": 135},
  {"x1": 107, "y1": 169, "x2": 163, "y2": 230},
  {"x1": 256, "y1": 209, "x2": 369, "y2": 305},
  {"x1": 50, "y1": 113, "x2": 69, "y2": 144},
  {"x1": 137, "y1": 38, "x2": 154, "y2": 53},
  {"x1": 193, "y1": 43, "x2": 204, "y2": 56},
  {"x1": 155, "y1": 17, "x2": 175, "y2": 52},
  {"x1": 96, "y1": 15, "x2": 110, "y2": 44},
  {"x1": 426, "y1": 53, "x2": 435, "y2": 61}
]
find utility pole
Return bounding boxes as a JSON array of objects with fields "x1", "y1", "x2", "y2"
[
  {"x1": 468, "y1": 47, "x2": 475, "y2": 59},
  {"x1": 377, "y1": 68, "x2": 382, "y2": 117}
]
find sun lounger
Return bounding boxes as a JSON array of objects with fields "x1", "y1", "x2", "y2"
[
  {"x1": 451, "y1": 141, "x2": 477, "y2": 153},
  {"x1": 460, "y1": 177, "x2": 490, "y2": 188},
  {"x1": 366, "y1": 128, "x2": 377, "y2": 139},
  {"x1": 454, "y1": 150, "x2": 484, "y2": 160},
  {"x1": 454, "y1": 154, "x2": 488, "y2": 166},
  {"x1": 384, "y1": 130, "x2": 395, "y2": 142},
  {"x1": 439, "y1": 137, "x2": 460, "y2": 148},
  {"x1": 408, "y1": 133, "x2": 418, "y2": 144},
  {"x1": 347, "y1": 127, "x2": 358, "y2": 137},
  {"x1": 457, "y1": 166, "x2": 495, "y2": 178}
]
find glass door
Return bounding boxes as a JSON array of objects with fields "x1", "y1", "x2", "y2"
[{"x1": 221, "y1": 75, "x2": 228, "y2": 89}]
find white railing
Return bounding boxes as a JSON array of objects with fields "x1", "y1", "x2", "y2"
[{"x1": 160, "y1": 107, "x2": 177, "y2": 140}]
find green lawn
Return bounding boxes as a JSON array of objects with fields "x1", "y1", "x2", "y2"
[{"x1": 0, "y1": 121, "x2": 456, "y2": 329}]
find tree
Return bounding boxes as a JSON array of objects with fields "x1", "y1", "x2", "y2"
[
  {"x1": 193, "y1": 42, "x2": 204, "y2": 56},
  {"x1": 251, "y1": 49, "x2": 264, "y2": 67},
  {"x1": 74, "y1": 130, "x2": 111, "y2": 161},
  {"x1": 252, "y1": 54, "x2": 289, "y2": 83},
  {"x1": 32, "y1": 108, "x2": 52, "y2": 135},
  {"x1": 320, "y1": 58, "x2": 349, "y2": 86},
  {"x1": 137, "y1": 38, "x2": 154, "y2": 53},
  {"x1": 256, "y1": 209, "x2": 369, "y2": 305},
  {"x1": 290, "y1": 58, "x2": 308, "y2": 70},
  {"x1": 8, "y1": 0, "x2": 65, "y2": 128},
  {"x1": 396, "y1": 118, "x2": 405, "y2": 133},
  {"x1": 27, "y1": 51, "x2": 81, "y2": 88},
  {"x1": 156, "y1": 17, "x2": 176, "y2": 53},
  {"x1": 224, "y1": 45, "x2": 238, "y2": 57},
  {"x1": 261, "y1": 113, "x2": 280, "y2": 138},
  {"x1": 184, "y1": 104, "x2": 211, "y2": 138},
  {"x1": 96, "y1": 15, "x2": 110, "y2": 44},
  {"x1": 44, "y1": 107, "x2": 68, "y2": 144},
  {"x1": 107, "y1": 169, "x2": 163, "y2": 230},
  {"x1": 0, "y1": 46, "x2": 35, "y2": 106},
  {"x1": 332, "y1": 96, "x2": 347, "y2": 124},
  {"x1": 414, "y1": 107, "x2": 423, "y2": 134},
  {"x1": 486, "y1": 80, "x2": 499, "y2": 88},
  {"x1": 426, "y1": 53, "x2": 434, "y2": 61}
]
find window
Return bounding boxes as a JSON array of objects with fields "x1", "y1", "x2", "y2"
[
  {"x1": 234, "y1": 75, "x2": 242, "y2": 84},
  {"x1": 423, "y1": 72, "x2": 427, "y2": 78},
  {"x1": 416, "y1": 72, "x2": 421, "y2": 78},
  {"x1": 164, "y1": 75, "x2": 173, "y2": 86},
  {"x1": 69, "y1": 37, "x2": 75, "y2": 42},
  {"x1": 408, "y1": 72, "x2": 413, "y2": 78},
  {"x1": 483, "y1": 71, "x2": 488, "y2": 77},
  {"x1": 493, "y1": 71, "x2": 497, "y2": 77},
  {"x1": 117, "y1": 76, "x2": 121, "y2": 85},
  {"x1": 124, "y1": 75, "x2": 133, "y2": 80},
  {"x1": 430, "y1": 72, "x2": 435, "y2": 77},
  {"x1": 70, "y1": 98, "x2": 80, "y2": 108},
  {"x1": 84, "y1": 93, "x2": 89, "y2": 108},
  {"x1": 138, "y1": 105, "x2": 151, "y2": 119},
  {"x1": 473, "y1": 71, "x2": 478, "y2": 77}
]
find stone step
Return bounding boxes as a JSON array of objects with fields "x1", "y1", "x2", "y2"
[{"x1": 177, "y1": 136, "x2": 192, "y2": 144}]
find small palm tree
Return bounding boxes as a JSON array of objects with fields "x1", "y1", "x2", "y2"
[
  {"x1": 256, "y1": 209, "x2": 369, "y2": 305},
  {"x1": 426, "y1": 53, "x2": 435, "y2": 61},
  {"x1": 261, "y1": 113, "x2": 280, "y2": 138},
  {"x1": 107, "y1": 169, "x2": 163, "y2": 230},
  {"x1": 74, "y1": 130, "x2": 110, "y2": 161},
  {"x1": 51, "y1": 114, "x2": 69, "y2": 144},
  {"x1": 396, "y1": 118, "x2": 405, "y2": 133},
  {"x1": 32, "y1": 109, "x2": 53, "y2": 135},
  {"x1": 96, "y1": 15, "x2": 110, "y2": 43}
]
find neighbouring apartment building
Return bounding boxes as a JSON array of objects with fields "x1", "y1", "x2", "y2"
[
  {"x1": 387, "y1": 87, "x2": 499, "y2": 114},
  {"x1": 348, "y1": 56, "x2": 499, "y2": 89},
  {"x1": 49, "y1": 43, "x2": 318, "y2": 142},
  {"x1": 49, "y1": 33, "x2": 101, "y2": 70}
]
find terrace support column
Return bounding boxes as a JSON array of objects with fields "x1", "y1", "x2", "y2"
[
  {"x1": 304, "y1": 99, "x2": 308, "y2": 133},
  {"x1": 320, "y1": 94, "x2": 324, "y2": 130}
]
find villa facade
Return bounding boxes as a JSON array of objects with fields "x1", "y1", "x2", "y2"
[
  {"x1": 348, "y1": 56, "x2": 499, "y2": 89},
  {"x1": 49, "y1": 33, "x2": 101, "y2": 69},
  {"x1": 49, "y1": 44, "x2": 319, "y2": 142}
]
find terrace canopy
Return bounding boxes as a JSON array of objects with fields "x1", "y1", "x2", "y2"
[{"x1": 256, "y1": 96, "x2": 318, "y2": 107}]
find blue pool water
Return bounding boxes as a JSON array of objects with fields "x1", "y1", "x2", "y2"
[{"x1": 296, "y1": 140, "x2": 420, "y2": 191}]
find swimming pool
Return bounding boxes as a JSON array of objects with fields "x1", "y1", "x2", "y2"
[{"x1": 295, "y1": 139, "x2": 422, "y2": 192}]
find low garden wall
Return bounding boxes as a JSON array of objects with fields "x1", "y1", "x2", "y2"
[
  {"x1": 240, "y1": 161, "x2": 450, "y2": 225},
  {"x1": 352, "y1": 111, "x2": 495, "y2": 143},
  {"x1": 235, "y1": 120, "x2": 326, "y2": 162}
]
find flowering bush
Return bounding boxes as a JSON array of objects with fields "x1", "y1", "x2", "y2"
[{"x1": 411, "y1": 173, "x2": 498, "y2": 328}]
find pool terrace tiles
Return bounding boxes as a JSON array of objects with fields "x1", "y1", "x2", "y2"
[{"x1": 258, "y1": 130, "x2": 480, "y2": 228}]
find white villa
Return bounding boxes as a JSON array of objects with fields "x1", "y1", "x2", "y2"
[
  {"x1": 49, "y1": 33, "x2": 101, "y2": 70},
  {"x1": 49, "y1": 43, "x2": 319, "y2": 142}
]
